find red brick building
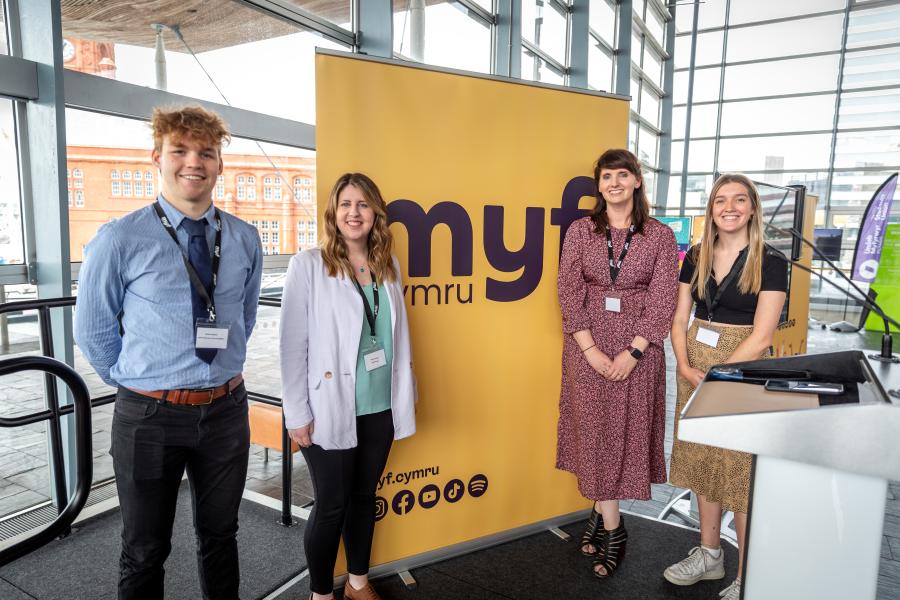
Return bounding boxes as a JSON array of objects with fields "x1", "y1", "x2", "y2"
[{"x1": 66, "y1": 146, "x2": 317, "y2": 261}]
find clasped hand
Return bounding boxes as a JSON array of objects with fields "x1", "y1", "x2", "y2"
[
  {"x1": 288, "y1": 421, "x2": 314, "y2": 448},
  {"x1": 584, "y1": 347, "x2": 637, "y2": 381}
]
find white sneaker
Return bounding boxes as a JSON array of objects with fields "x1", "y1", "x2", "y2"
[
  {"x1": 719, "y1": 578, "x2": 741, "y2": 600},
  {"x1": 663, "y1": 546, "x2": 726, "y2": 586}
]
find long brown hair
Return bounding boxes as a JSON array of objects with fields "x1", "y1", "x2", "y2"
[
  {"x1": 320, "y1": 173, "x2": 397, "y2": 282},
  {"x1": 590, "y1": 148, "x2": 650, "y2": 234},
  {"x1": 691, "y1": 173, "x2": 765, "y2": 300}
]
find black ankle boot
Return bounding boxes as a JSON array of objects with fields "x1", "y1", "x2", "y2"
[
  {"x1": 580, "y1": 505, "x2": 604, "y2": 555},
  {"x1": 592, "y1": 515, "x2": 628, "y2": 578}
]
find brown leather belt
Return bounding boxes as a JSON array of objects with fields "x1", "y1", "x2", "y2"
[{"x1": 127, "y1": 374, "x2": 244, "y2": 406}]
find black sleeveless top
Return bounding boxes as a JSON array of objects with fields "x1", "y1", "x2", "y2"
[{"x1": 678, "y1": 244, "x2": 788, "y2": 325}]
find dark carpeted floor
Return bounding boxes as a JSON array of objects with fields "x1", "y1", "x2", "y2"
[
  {"x1": 282, "y1": 512, "x2": 738, "y2": 600},
  {"x1": 0, "y1": 487, "x2": 306, "y2": 600}
]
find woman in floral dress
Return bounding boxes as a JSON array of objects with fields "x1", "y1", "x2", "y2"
[{"x1": 557, "y1": 148, "x2": 678, "y2": 578}]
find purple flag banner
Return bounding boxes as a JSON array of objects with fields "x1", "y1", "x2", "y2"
[{"x1": 851, "y1": 173, "x2": 898, "y2": 283}]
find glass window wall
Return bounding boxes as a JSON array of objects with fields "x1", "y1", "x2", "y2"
[
  {"x1": 728, "y1": 0, "x2": 845, "y2": 26},
  {"x1": 522, "y1": 49, "x2": 566, "y2": 85},
  {"x1": 588, "y1": 41, "x2": 614, "y2": 91},
  {"x1": 675, "y1": 30, "x2": 723, "y2": 68},
  {"x1": 722, "y1": 55, "x2": 841, "y2": 99},
  {"x1": 393, "y1": 1, "x2": 492, "y2": 73},
  {"x1": 0, "y1": 4, "x2": 7, "y2": 55},
  {"x1": 719, "y1": 95, "x2": 838, "y2": 136},
  {"x1": 522, "y1": 0, "x2": 569, "y2": 65},
  {"x1": 669, "y1": 0, "x2": 900, "y2": 274},
  {"x1": 590, "y1": 0, "x2": 616, "y2": 44},
  {"x1": 725, "y1": 14, "x2": 844, "y2": 63},
  {"x1": 673, "y1": 67, "x2": 722, "y2": 103},
  {"x1": 842, "y1": 46, "x2": 900, "y2": 89},
  {"x1": 674, "y1": 0, "x2": 726, "y2": 34},
  {"x1": 0, "y1": 99, "x2": 22, "y2": 265},
  {"x1": 60, "y1": 1, "x2": 348, "y2": 124},
  {"x1": 281, "y1": 0, "x2": 352, "y2": 28}
]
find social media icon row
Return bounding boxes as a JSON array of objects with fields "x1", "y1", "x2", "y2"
[{"x1": 375, "y1": 474, "x2": 489, "y2": 520}]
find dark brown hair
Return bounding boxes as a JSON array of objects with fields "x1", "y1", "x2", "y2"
[{"x1": 590, "y1": 148, "x2": 650, "y2": 234}]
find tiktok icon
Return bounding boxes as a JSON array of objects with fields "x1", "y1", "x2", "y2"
[{"x1": 443, "y1": 479, "x2": 465, "y2": 504}]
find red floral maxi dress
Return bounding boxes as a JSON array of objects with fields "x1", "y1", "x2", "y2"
[{"x1": 556, "y1": 216, "x2": 679, "y2": 501}]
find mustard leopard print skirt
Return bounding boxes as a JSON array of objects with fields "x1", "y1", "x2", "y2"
[{"x1": 669, "y1": 320, "x2": 768, "y2": 514}]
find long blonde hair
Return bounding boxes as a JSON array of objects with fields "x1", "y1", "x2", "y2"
[
  {"x1": 691, "y1": 173, "x2": 765, "y2": 300},
  {"x1": 320, "y1": 173, "x2": 397, "y2": 282}
]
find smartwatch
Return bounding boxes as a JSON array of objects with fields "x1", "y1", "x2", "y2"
[{"x1": 629, "y1": 346, "x2": 643, "y2": 360}]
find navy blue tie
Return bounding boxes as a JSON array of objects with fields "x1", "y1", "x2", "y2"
[{"x1": 182, "y1": 218, "x2": 216, "y2": 364}]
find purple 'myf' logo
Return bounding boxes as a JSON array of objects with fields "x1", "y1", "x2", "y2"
[{"x1": 387, "y1": 176, "x2": 595, "y2": 302}]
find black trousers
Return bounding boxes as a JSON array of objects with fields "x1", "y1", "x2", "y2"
[
  {"x1": 111, "y1": 384, "x2": 250, "y2": 600},
  {"x1": 301, "y1": 409, "x2": 394, "y2": 595}
]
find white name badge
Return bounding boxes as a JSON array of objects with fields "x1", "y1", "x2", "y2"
[
  {"x1": 696, "y1": 326, "x2": 720, "y2": 348},
  {"x1": 364, "y1": 348, "x2": 387, "y2": 372},
  {"x1": 195, "y1": 321, "x2": 230, "y2": 349},
  {"x1": 605, "y1": 297, "x2": 622, "y2": 313}
]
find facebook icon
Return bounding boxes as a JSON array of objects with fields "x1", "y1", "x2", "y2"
[{"x1": 392, "y1": 489, "x2": 415, "y2": 515}]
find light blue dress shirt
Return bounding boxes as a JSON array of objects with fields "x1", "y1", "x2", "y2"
[{"x1": 74, "y1": 195, "x2": 263, "y2": 390}]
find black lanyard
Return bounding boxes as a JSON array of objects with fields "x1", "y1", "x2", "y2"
[
  {"x1": 153, "y1": 201, "x2": 222, "y2": 322},
  {"x1": 352, "y1": 277, "x2": 379, "y2": 339},
  {"x1": 605, "y1": 224, "x2": 636, "y2": 286},
  {"x1": 705, "y1": 248, "x2": 748, "y2": 322}
]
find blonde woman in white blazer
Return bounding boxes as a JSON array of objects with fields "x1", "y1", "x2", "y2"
[{"x1": 279, "y1": 173, "x2": 416, "y2": 600}]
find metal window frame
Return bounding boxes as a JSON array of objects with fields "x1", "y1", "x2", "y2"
[
  {"x1": 63, "y1": 69, "x2": 316, "y2": 149},
  {"x1": 614, "y1": 0, "x2": 633, "y2": 97},
  {"x1": 237, "y1": 0, "x2": 356, "y2": 47},
  {"x1": 632, "y1": 9, "x2": 668, "y2": 59},
  {"x1": 518, "y1": 0, "x2": 572, "y2": 74},
  {"x1": 677, "y1": 7, "x2": 848, "y2": 36},
  {"x1": 654, "y1": 0, "x2": 675, "y2": 210},
  {"x1": 672, "y1": 78, "x2": 898, "y2": 109},
  {"x1": 569, "y1": 0, "x2": 589, "y2": 87},
  {"x1": 673, "y1": 40, "x2": 899, "y2": 73},
  {"x1": 673, "y1": 165, "x2": 900, "y2": 177},
  {"x1": 522, "y1": 39, "x2": 569, "y2": 77},
  {"x1": 494, "y1": 0, "x2": 522, "y2": 77},
  {"x1": 355, "y1": 0, "x2": 392, "y2": 57},
  {"x1": 633, "y1": 61, "x2": 663, "y2": 95},
  {"x1": 710, "y1": 0, "x2": 731, "y2": 175},
  {"x1": 589, "y1": 29, "x2": 615, "y2": 54},
  {"x1": 641, "y1": 0, "x2": 670, "y2": 48},
  {"x1": 457, "y1": 0, "x2": 497, "y2": 26}
]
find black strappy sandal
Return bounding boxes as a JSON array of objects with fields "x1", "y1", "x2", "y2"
[
  {"x1": 592, "y1": 516, "x2": 628, "y2": 578},
  {"x1": 580, "y1": 506, "x2": 604, "y2": 555}
]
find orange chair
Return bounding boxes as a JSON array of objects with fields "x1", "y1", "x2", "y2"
[{"x1": 249, "y1": 402, "x2": 299, "y2": 460}]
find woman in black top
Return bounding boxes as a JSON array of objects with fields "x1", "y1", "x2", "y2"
[{"x1": 663, "y1": 174, "x2": 787, "y2": 600}]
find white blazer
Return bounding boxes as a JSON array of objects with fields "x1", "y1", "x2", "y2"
[{"x1": 279, "y1": 248, "x2": 417, "y2": 450}]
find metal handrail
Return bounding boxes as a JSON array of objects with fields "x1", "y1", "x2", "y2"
[
  {"x1": 0, "y1": 294, "x2": 298, "y2": 541},
  {"x1": 0, "y1": 356, "x2": 93, "y2": 567}
]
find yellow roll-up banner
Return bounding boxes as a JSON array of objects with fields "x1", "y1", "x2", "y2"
[{"x1": 315, "y1": 50, "x2": 630, "y2": 568}]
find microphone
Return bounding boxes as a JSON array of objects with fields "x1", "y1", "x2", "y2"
[{"x1": 765, "y1": 222, "x2": 899, "y2": 364}]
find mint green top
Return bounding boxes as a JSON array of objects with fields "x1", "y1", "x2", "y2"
[{"x1": 355, "y1": 283, "x2": 393, "y2": 416}]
